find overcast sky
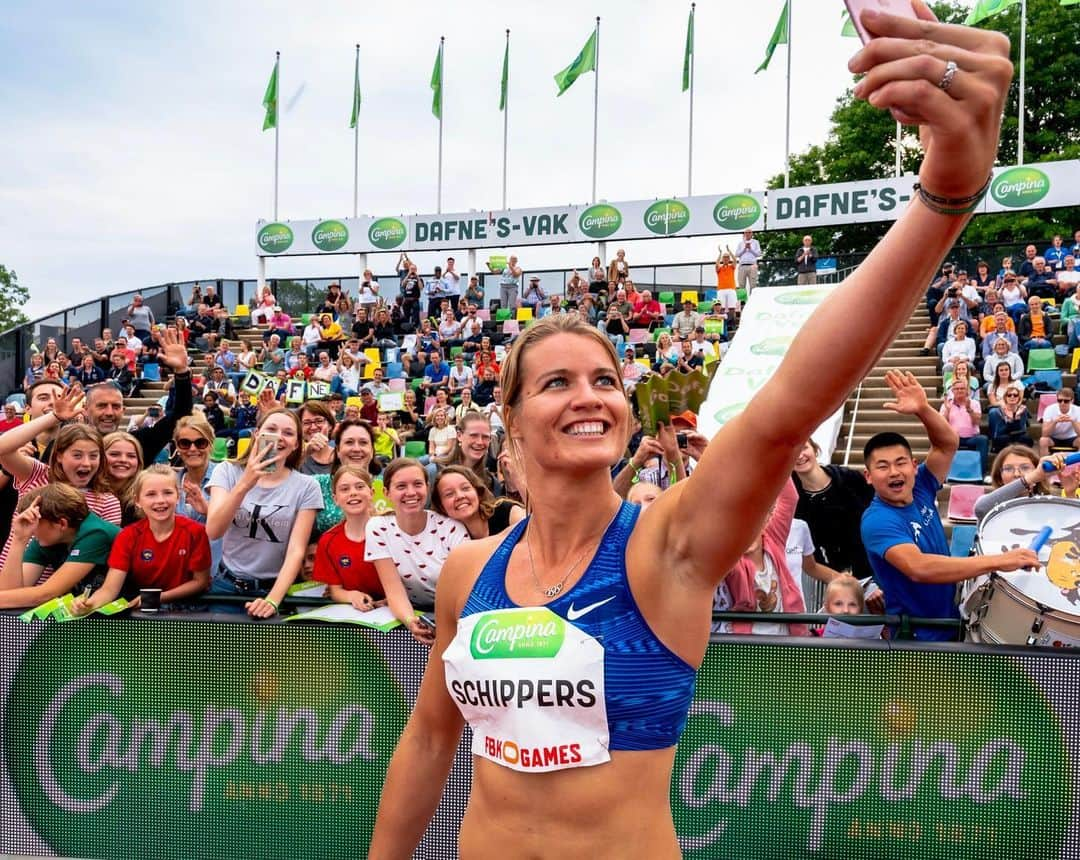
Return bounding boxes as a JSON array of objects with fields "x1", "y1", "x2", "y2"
[{"x1": 3, "y1": 0, "x2": 884, "y2": 319}]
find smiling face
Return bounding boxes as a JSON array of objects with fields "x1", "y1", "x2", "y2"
[
  {"x1": 86, "y1": 386, "x2": 125, "y2": 434},
  {"x1": 137, "y1": 474, "x2": 179, "y2": 524},
  {"x1": 387, "y1": 464, "x2": 428, "y2": 516},
  {"x1": 505, "y1": 332, "x2": 628, "y2": 476},
  {"x1": 336, "y1": 424, "x2": 373, "y2": 468},
  {"x1": 793, "y1": 441, "x2": 817, "y2": 475},
  {"x1": 104, "y1": 439, "x2": 140, "y2": 482},
  {"x1": 457, "y1": 417, "x2": 491, "y2": 465},
  {"x1": 58, "y1": 440, "x2": 101, "y2": 489},
  {"x1": 436, "y1": 471, "x2": 479, "y2": 523},
  {"x1": 864, "y1": 444, "x2": 917, "y2": 507},
  {"x1": 254, "y1": 412, "x2": 300, "y2": 466},
  {"x1": 332, "y1": 471, "x2": 372, "y2": 518}
]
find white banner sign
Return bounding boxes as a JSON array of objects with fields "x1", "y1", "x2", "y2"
[
  {"x1": 697, "y1": 284, "x2": 844, "y2": 459},
  {"x1": 256, "y1": 159, "x2": 1079, "y2": 256},
  {"x1": 256, "y1": 192, "x2": 766, "y2": 257}
]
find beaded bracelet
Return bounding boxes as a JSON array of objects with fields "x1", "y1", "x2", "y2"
[
  {"x1": 912, "y1": 174, "x2": 993, "y2": 216},
  {"x1": 264, "y1": 597, "x2": 280, "y2": 612}
]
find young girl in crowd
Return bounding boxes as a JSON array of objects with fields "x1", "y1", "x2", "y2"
[
  {"x1": 74, "y1": 465, "x2": 212, "y2": 612},
  {"x1": 102, "y1": 431, "x2": 144, "y2": 524},
  {"x1": 821, "y1": 574, "x2": 866, "y2": 615},
  {"x1": 312, "y1": 466, "x2": 385, "y2": 610},
  {"x1": 365, "y1": 458, "x2": 469, "y2": 642},
  {"x1": 206, "y1": 408, "x2": 323, "y2": 617},
  {"x1": 432, "y1": 465, "x2": 524, "y2": 539},
  {"x1": 0, "y1": 385, "x2": 122, "y2": 572}
]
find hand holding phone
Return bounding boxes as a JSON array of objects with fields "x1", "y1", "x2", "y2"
[
  {"x1": 256, "y1": 431, "x2": 281, "y2": 473},
  {"x1": 843, "y1": 0, "x2": 919, "y2": 43}
]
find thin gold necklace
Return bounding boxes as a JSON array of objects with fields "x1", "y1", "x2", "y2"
[{"x1": 524, "y1": 506, "x2": 621, "y2": 598}]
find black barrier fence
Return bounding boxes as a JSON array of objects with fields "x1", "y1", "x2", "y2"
[
  {"x1": 1, "y1": 238, "x2": 1045, "y2": 398},
  {"x1": 2, "y1": 613, "x2": 1079, "y2": 859}
]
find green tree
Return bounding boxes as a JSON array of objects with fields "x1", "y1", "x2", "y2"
[
  {"x1": 0, "y1": 265, "x2": 30, "y2": 332},
  {"x1": 762, "y1": 0, "x2": 1080, "y2": 264}
]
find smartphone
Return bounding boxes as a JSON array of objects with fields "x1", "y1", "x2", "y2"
[
  {"x1": 257, "y1": 431, "x2": 280, "y2": 472},
  {"x1": 843, "y1": 0, "x2": 919, "y2": 44},
  {"x1": 677, "y1": 432, "x2": 688, "y2": 449},
  {"x1": 419, "y1": 613, "x2": 436, "y2": 630}
]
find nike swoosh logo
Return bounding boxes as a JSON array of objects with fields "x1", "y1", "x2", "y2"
[{"x1": 566, "y1": 595, "x2": 616, "y2": 621}]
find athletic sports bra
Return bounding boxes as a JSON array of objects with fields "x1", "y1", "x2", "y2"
[{"x1": 442, "y1": 501, "x2": 697, "y2": 773}]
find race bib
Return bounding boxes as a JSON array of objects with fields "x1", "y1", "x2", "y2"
[{"x1": 443, "y1": 607, "x2": 609, "y2": 772}]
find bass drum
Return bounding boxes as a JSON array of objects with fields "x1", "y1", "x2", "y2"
[{"x1": 967, "y1": 495, "x2": 1080, "y2": 646}]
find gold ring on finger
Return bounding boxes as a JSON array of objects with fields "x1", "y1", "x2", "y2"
[{"x1": 938, "y1": 60, "x2": 958, "y2": 92}]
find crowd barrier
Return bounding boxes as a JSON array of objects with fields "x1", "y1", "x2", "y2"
[{"x1": 2, "y1": 613, "x2": 1078, "y2": 859}]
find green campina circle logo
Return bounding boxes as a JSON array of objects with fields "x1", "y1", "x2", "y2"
[
  {"x1": 470, "y1": 608, "x2": 565, "y2": 659},
  {"x1": 4, "y1": 622, "x2": 408, "y2": 858},
  {"x1": 712, "y1": 194, "x2": 761, "y2": 231},
  {"x1": 991, "y1": 166, "x2": 1050, "y2": 208},
  {"x1": 644, "y1": 199, "x2": 691, "y2": 236},
  {"x1": 257, "y1": 222, "x2": 294, "y2": 254},
  {"x1": 368, "y1": 217, "x2": 407, "y2": 250},
  {"x1": 749, "y1": 335, "x2": 793, "y2": 356},
  {"x1": 712, "y1": 401, "x2": 749, "y2": 425},
  {"x1": 776, "y1": 288, "x2": 830, "y2": 305},
  {"x1": 311, "y1": 219, "x2": 349, "y2": 252},
  {"x1": 578, "y1": 204, "x2": 623, "y2": 239},
  {"x1": 671, "y1": 646, "x2": 1068, "y2": 859}
]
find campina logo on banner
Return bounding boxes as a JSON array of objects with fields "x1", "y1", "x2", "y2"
[
  {"x1": 368, "y1": 217, "x2": 408, "y2": 250},
  {"x1": 579, "y1": 204, "x2": 623, "y2": 239},
  {"x1": 3, "y1": 622, "x2": 409, "y2": 859},
  {"x1": 990, "y1": 166, "x2": 1051, "y2": 208},
  {"x1": 257, "y1": 222, "x2": 294, "y2": 254},
  {"x1": 713, "y1": 194, "x2": 762, "y2": 231},
  {"x1": 311, "y1": 220, "x2": 349, "y2": 252},
  {"x1": 643, "y1": 199, "x2": 691, "y2": 236}
]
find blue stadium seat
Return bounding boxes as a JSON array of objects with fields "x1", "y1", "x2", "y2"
[
  {"x1": 1032, "y1": 369, "x2": 1063, "y2": 391},
  {"x1": 385, "y1": 361, "x2": 405, "y2": 379},
  {"x1": 949, "y1": 525, "x2": 977, "y2": 558},
  {"x1": 947, "y1": 450, "x2": 983, "y2": 483},
  {"x1": 141, "y1": 363, "x2": 160, "y2": 382}
]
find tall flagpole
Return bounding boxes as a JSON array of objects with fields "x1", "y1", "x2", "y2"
[
  {"x1": 274, "y1": 51, "x2": 280, "y2": 219},
  {"x1": 437, "y1": 36, "x2": 445, "y2": 213},
  {"x1": 687, "y1": 3, "x2": 696, "y2": 197},
  {"x1": 502, "y1": 29, "x2": 510, "y2": 210},
  {"x1": 783, "y1": 0, "x2": 792, "y2": 187},
  {"x1": 895, "y1": 121, "x2": 902, "y2": 177},
  {"x1": 1017, "y1": 0, "x2": 1027, "y2": 165},
  {"x1": 592, "y1": 17, "x2": 600, "y2": 203},
  {"x1": 353, "y1": 44, "x2": 360, "y2": 218}
]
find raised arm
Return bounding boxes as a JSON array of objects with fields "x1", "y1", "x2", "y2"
[
  {"x1": 882, "y1": 370, "x2": 958, "y2": 482},
  {"x1": 634, "y1": 5, "x2": 1012, "y2": 590}
]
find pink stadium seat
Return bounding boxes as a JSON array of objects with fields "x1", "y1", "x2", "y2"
[
  {"x1": 387, "y1": 377, "x2": 406, "y2": 392},
  {"x1": 1037, "y1": 392, "x2": 1058, "y2": 420},
  {"x1": 502, "y1": 320, "x2": 520, "y2": 335},
  {"x1": 946, "y1": 484, "x2": 984, "y2": 523},
  {"x1": 628, "y1": 328, "x2": 650, "y2": 344}
]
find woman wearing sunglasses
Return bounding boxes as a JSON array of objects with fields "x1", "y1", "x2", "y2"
[{"x1": 173, "y1": 414, "x2": 222, "y2": 571}]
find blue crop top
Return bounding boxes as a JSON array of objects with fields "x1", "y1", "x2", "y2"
[{"x1": 457, "y1": 500, "x2": 697, "y2": 752}]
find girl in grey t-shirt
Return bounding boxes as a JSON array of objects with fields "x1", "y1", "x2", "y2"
[{"x1": 207, "y1": 409, "x2": 323, "y2": 618}]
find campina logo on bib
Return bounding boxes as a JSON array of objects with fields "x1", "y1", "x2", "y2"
[
  {"x1": 368, "y1": 217, "x2": 407, "y2": 250},
  {"x1": 257, "y1": 222, "x2": 294, "y2": 254},
  {"x1": 749, "y1": 335, "x2": 794, "y2": 356},
  {"x1": 311, "y1": 219, "x2": 349, "y2": 252},
  {"x1": 990, "y1": 166, "x2": 1050, "y2": 209},
  {"x1": 671, "y1": 646, "x2": 1068, "y2": 859},
  {"x1": 578, "y1": 204, "x2": 623, "y2": 240},
  {"x1": 712, "y1": 194, "x2": 761, "y2": 231},
  {"x1": 775, "y1": 288, "x2": 830, "y2": 306},
  {"x1": 470, "y1": 608, "x2": 566, "y2": 660},
  {"x1": 4, "y1": 622, "x2": 408, "y2": 859},
  {"x1": 644, "y1": 199, "x2": 692, "y2": 236}
]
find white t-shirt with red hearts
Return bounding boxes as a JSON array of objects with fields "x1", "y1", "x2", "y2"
[{"x1": 364, "y1": 511, "x2": 469, "y2": 609}]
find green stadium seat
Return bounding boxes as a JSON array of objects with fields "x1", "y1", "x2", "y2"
[
  {"x1": 651, "y1": 327, "x2": 672, "y2": 342},
  {"x1": 658, "y1": 291, "x2": 675, "y2": 306},
  {"x1": 496, "y1": 308, "x2": 513, "y2": 321},
  {"x1": 1027, "y1": 348, "x2": 1056, "y2": 371},
  {"x1": 697, "y1": 301, "x2": 712, "y2": 314},
  {"x1": 404, "y1": 440, "x2": 426, "y2": 458},
  {"x1": 736, "y1": 288, "x2": 748, "y2": 303}
]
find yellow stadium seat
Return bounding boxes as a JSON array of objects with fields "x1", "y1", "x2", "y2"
[
  {"x1": 680, "y1": 291, "x2": 699, "y2": 305},
  {"x1": 1071, "y1": 348, "x2": 1080, "y2": 374},
  {"x1": 363, "y1": 348, "x2": 382, "y2": 379},
  {"x1": 234, "y1": 304, "x2": 250, "y2": 317},
  {"x1": 516, "y1": 306, "x2": 534, "y2": 322},
  {"x1": 635, "y1": 358, "x2": 651, "y2": 372},
  {"x1": 237, "y1": 437, "x2": 251, "y2": 458}
]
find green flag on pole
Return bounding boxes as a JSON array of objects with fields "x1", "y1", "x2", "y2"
[
  {"x1": 349, "y1": 51, "x2": 361, "y2": 129},
  {"x1": 1061, "y1": 0, "x2": 1079, "y2": 7},
  {"x1": 840, "y1": 10, "x2": 858, "y2": 37},
  {"x1": 499, "y1": 40, "x2": 509, "y2": 111},
  {"x1": 431, "y1": 43, "x2": 443, "y2": 119},
  {"x1": 965, "y1": 0, "x2": 1021, "y2": 25},
  {"x1": 755, "y1": 3, "x2": 789, "y2": 74},
  {"x1": 262, "y1": 59, "x2": 278, "y2": 131},
  {"x1": 682, "y1": 8, "x2": 694, "y2": 92},
  {"x1": 554, "y1": 29, "x2": 597, "y2": 96}
]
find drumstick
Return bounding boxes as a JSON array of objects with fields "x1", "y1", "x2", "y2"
[
  {"x1": 1041, "y1": 452, "x2": 1080, "y2": 472},
  {"x1": 1029, "y1": 526, "x2": 1053, "y2": 552}
]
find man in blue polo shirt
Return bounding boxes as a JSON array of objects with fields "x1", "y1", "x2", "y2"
[
  {"x1": 860, "y1": 370, "x2": 1038, "y2": 641},
  {"x1": 421, "y1": 349, "x2": 451, "y2": 394}
]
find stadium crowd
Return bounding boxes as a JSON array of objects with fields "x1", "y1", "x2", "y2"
[{"x1": 2, "y1": 230, "x2": 1079, "y2": 641}]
